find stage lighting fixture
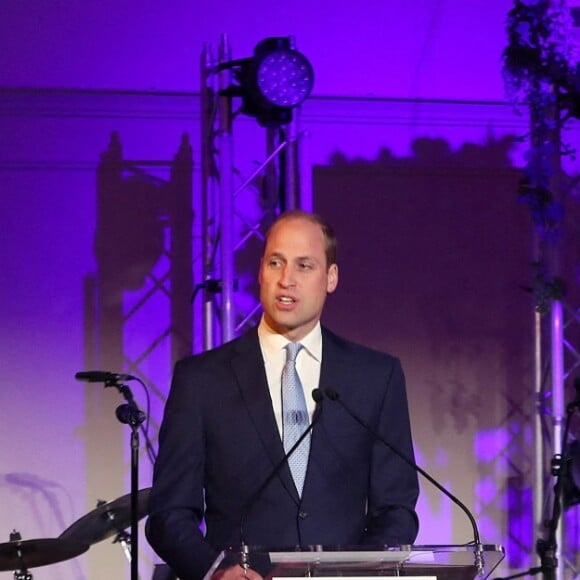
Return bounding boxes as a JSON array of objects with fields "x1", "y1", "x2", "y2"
[{"x1": 223, "y1": 37, "x2": 314, "y2": 127}]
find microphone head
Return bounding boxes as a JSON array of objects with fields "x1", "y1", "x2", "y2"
[
  {"x1": 311, "y1": 388, "x2": 323, "y2": 403},
  {"x1": 324, "y1": 387, "x2": 340, "y2": 401},
  {"x1": 75, "y1": 371, "x2": 134, "y2": 383}
]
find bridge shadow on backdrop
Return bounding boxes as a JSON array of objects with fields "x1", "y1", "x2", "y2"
[
  {"x1": 314, "y1": 135, "x2": 580, "y2": 569},
  {"x1": 79, "y1": 131, "x2": 193, "y2": 578}
]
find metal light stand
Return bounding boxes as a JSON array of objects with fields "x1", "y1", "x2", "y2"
[
  {"x1": 536, "y1": 385, "x2": 580, "y2": 580},
  {"x1": 109, "y1": 379, "x2": 146, "y2": 580}
]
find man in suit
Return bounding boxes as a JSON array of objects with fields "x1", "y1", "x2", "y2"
[{"x1": 146, "y1": 210, "x2": 419, "y2": 580}]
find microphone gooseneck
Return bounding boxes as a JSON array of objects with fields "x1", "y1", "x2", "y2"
[
  {"x1": 322, "y1": 387, "x2": 485, "y2": 577},
  {"x1": 239, "y1": 388, "x2": 324, "y2": 551}
]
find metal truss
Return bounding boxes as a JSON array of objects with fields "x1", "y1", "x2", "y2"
[
  {"x1": 534, "y1": 229, "x2": 580, "y2": 578},
  {"x1": 539, "y1": 298, "x2": 580, "y2": 580},
  {"x1": 198, "y1": 34, "x2": 311, "y2": 350}
]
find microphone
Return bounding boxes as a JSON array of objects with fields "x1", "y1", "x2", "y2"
[
  {"x1": 322, "y1": 387, "x2": 485, "y2": 577},
  {"x1": 238, "y1": 388, "x2": 324, "y2": 569},
  {"x1": 75, "y1": 371, "x2": 135, "y2": 384}
]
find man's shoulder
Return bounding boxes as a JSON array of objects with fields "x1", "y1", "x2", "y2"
[
  {"x1": 175, "y1": 327, "x2": 259, "y2": 369},
  {"x1": 322, "y1": 326, "x2": 399, "y2": 365}
]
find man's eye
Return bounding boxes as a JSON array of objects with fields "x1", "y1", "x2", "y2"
[
  {"x1": 299, "y1": 262, "x2": 313, "y2": 270},
  {"x1": 269, "y1": 258, "x2": 282, "y2": 268}
]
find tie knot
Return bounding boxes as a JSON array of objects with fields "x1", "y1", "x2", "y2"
[{"x1": 285, "y1": 342, "x2": 303, "y2": 362}]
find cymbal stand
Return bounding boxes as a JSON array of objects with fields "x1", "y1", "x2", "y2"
[
  {"x1": 9, "y1": 532, "x2": 32, "y2": 580},
  {"x1": 113, "y1": 529, "x2": 132, "y2": 563},
  {"x1": 100, "y1": 506, "x2": 132, "y2": 562}
]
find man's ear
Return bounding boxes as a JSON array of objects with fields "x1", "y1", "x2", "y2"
[{"x1": 327, "y1": 264, "x2": 339, "y2": 294}]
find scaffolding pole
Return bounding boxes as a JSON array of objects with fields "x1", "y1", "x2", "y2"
[
  {"x1": 218, "y1": 34, "x2": 235, "y2": 343},
  {"x1": 551, "y1": 299, "x2": 566, "y2": 580}
]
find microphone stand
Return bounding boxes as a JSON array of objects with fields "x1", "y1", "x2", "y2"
[
  {"x1": 323, "y1": 388, "x2": 485, "y2": 576},
  {"x1": 108, "y1": 378, "x2": 146, "y2": 580}
]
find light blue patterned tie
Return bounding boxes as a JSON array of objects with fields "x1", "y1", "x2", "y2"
[{"x1": 282, "y1": 342, "x2": 310, "y2": 496}]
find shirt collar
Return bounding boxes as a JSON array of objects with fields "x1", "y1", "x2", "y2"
[{"x1": 258, "y1": 317, "x2": 322, "y2": 362}]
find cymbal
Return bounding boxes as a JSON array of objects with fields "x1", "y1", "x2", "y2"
[
  {"x1": 0, "y1": 538, "x2": 89, "y2": 571},
  {"x1": 59, "y1": 487, "x2": 151, "y2": 545}
]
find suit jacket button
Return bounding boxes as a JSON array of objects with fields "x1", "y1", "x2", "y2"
[{"x1": 299, "y1": 510, "x2": 308, "y2": 519}]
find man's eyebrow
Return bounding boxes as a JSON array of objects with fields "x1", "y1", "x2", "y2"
[
  {"x1": 296, "y1": 255, "x2": 321, "y2": 264},
  {"x1": 265, "y1": 252, "x2": 320, "y2": 263}
]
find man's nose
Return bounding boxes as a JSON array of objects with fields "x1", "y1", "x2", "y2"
[{"x1": 279, "y1": 265, "x2": 296, "y2": 287}]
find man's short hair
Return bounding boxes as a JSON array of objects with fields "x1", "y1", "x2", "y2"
[{"x1": 266, "y1": 210, "x2": 337, "y2": 268}]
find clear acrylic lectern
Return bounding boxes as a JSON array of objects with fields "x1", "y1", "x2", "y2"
[{"x1": 205, "y1": 544, "x2": 505, "y2": 580}]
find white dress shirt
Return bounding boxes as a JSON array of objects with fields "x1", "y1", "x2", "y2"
[{"x1": 257, "y1": 317, "x2": 322, "y2": 437}]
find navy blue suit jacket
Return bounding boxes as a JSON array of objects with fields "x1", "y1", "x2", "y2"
[{"x1": 146, "y1": 326, "x2": 419, "y2": 579}]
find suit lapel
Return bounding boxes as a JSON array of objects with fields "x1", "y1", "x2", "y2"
[
  {"x1": 303, "y1": 328, "x2": 351, "y2": 490},
  {"x1": 301, "y1": 329, "x2": 351, "y2": 499},
  {"x1": 319, "y1": 327, "x2": 350, "y2": 393},
  {"x1": 230, "y1": 329, "x2": 299, "y2": 502}
]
